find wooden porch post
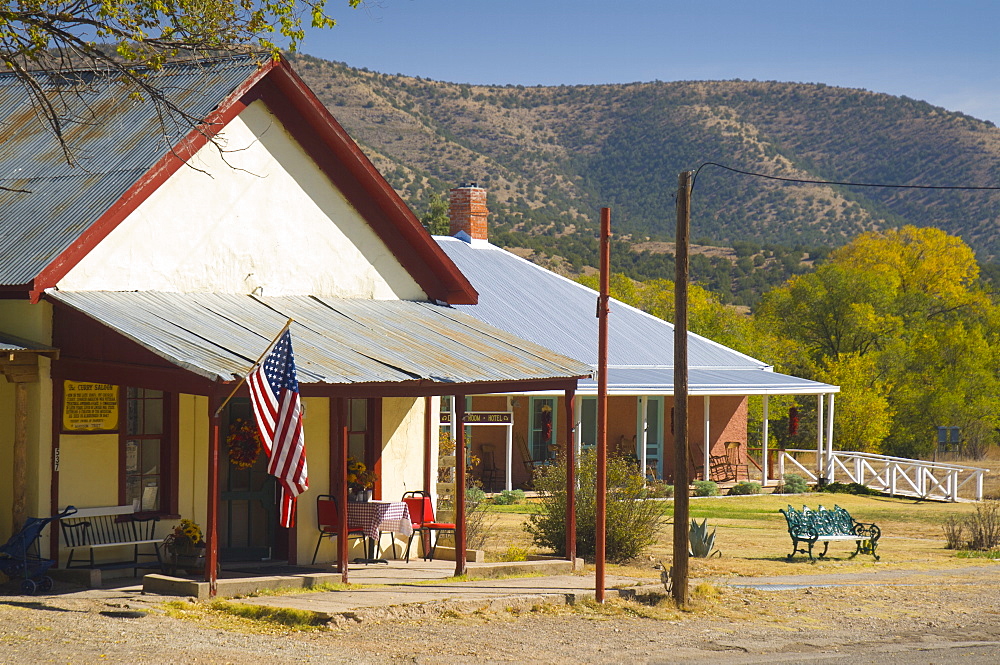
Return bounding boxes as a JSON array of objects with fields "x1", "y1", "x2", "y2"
[
  {"x1": 455, "y1": 394, "x2": 467, "y2": 577},
  {"x1": 335, "y1": 397, "x2": 349, "y2": 583},
  {"x1": 12, "y1": 383, "x2": 29, "y2": 532},
  {"x1": 564, "y1": 387, "x2": 576, "y2": 564},
  {"x1": 1, "y1": 354, "x2": 40, "y2": 534},
  {"x1": 206, "y1": 394, "x2": 221, "y2": 597}
]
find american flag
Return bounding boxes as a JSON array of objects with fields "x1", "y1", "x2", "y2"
[{"x1": 248, "y1": 329, "x2": 308, "y2": 528}]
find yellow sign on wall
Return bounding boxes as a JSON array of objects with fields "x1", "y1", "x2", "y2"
[{"x1": 63, "y1": 381, "x2": 119, "y2": 431}]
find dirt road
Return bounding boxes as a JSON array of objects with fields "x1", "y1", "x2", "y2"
[{"x1": 3, "y1": 564, "x2": 1000, "y2": 664}]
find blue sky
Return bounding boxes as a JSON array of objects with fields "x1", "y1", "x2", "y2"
[{"x1": 302, "y1": 0, "x2": 1000, "y2": 124}]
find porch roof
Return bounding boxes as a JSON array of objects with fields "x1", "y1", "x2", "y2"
[
  {"x1": 0, "y1": 332, "x2": 58, "y2": 356},
  {"x1": 45, "y1": 290, "x2": 591, "y2": 389}
]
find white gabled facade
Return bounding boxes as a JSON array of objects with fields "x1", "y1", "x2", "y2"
[{"x1": 58, "y1": 101, "x2": 426, "y2": 301}]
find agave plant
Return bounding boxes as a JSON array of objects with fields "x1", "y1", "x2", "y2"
[{"x1": 689, "y1": 518, "x2": 721, "y2": 558}]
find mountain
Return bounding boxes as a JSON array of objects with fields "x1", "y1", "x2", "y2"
[{"x1": 287, "y1": 53, "x2": 1000, "y2": 297}]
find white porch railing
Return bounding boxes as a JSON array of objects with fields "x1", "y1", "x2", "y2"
[{"x1": 777, "y1": 449, "x2": 989, "y2": 502}]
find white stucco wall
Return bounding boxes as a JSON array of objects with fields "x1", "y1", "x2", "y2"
[
  {"x1": 58, "y1": 100, "x2": 426, "y2": 300},
  {"x1": 380, "y1": 397, "x2": 432, "y2": 501}
]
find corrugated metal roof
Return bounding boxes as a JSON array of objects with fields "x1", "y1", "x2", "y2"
[
  {"x1": 0, "y1": 57, "x2": 262, "y2": 286},
  {"x1": 45, "y1": 290, "x2": 592, "y2": 386},
  {"x1": 0, "y1": 332, "x2": 57, "y2": 354},
  {"x1": 437, "y1": 237, "x2": 768, "y2": 368},
  {"x1": 435, "y1": 236, "x2": 837, "y2": 395}
]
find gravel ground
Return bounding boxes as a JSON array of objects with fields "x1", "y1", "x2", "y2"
[{"x1": 3, "y1": 564, "x2": 1000, "y2": 664}]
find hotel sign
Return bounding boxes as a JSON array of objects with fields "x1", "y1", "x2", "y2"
[{"x1": 440, "y1": 411, "x2": 512, "y2": 425}]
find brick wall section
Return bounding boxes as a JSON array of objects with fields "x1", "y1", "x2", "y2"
[{"x1": 448, "y1": 186, "x2": 489, "y2": 240}]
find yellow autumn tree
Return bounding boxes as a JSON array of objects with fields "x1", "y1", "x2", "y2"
[{"x1": 759, "y1": 226, "x2": 1000, "y2": 458}]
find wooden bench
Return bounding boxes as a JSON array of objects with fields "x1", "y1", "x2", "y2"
[
  {"x1": 59, "y1": 505, "x2": 162, "y2": 575},
  {"x1": 779, "y1": 504, "x2": 881, "y2": 562}
]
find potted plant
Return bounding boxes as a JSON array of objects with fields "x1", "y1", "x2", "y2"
[{"x1": 162, "y1": 518, "x2": 205, "y2": 574}]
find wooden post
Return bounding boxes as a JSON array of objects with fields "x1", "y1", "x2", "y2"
[
  {"x1": 13, "y1": 383, "x2": 28, "y2": 533},
  {"x1": 1, "y1": 355, "x2": 40, "y2": 534},
  {"x1": 673, "y1": 171, "x2": 692, "y2": 608},
  {"x1": 564, "y1": 387, "x2": 576, "y2": 565},
  {"x1": 455, "y1": 394, "x2": 467, "y2": 577},
  {"x1": 595, "y1": 207, "x2": 611, "y2": 603},
  {"x1": 206, "y1": 395, "x2": 221, "y2": 597},
  {"x1": 336, "y1": 397, "x2": 349, "y2": 583}
]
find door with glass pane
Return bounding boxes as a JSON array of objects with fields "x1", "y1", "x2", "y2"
[
  {"x1": 529, "y1": 397, "x2": 557, "y2": 462},
  {"x1": 636, "y1": 397, "x2": 663, "y2": 479},
  {"x1": 220, "y1": 399, "x2": 276, "y2": 561}
]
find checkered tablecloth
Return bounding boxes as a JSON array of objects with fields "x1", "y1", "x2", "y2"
[{"x1": 347, "y1": 501, "x2": 413, "y2": 541}]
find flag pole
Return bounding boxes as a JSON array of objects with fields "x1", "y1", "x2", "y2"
[{"x1": 213, "y1": 317, "x2": 294, "y2": 418}]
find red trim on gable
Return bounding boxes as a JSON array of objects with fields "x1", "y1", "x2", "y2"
[{"x1": 28, "y1": 57, "x2": 478, "y2": 305}]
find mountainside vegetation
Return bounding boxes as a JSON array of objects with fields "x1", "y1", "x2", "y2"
[{"x1": 288, "y1": 53, "x2": 1000, "y2": 306}]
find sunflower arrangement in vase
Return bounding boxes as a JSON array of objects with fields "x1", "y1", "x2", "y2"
[
  {"x1": 163, "y1": 518, "x2": 204, "y2": 557},
  {"x1": 347, "y1": 456, "x2": 378, "y2": 501}
]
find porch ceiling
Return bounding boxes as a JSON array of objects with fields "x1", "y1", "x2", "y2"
[{"x1": 45, "y1": 290, "x2": 591, "y2": 390}]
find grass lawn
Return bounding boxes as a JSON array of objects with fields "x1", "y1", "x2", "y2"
[{"x1": 479, "y1": 492, "x2": 994, "y2": 581}]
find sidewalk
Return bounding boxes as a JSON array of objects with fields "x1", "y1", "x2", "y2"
[{"x1": 231, "y1": 569, "x2": 653, "y2": 625}]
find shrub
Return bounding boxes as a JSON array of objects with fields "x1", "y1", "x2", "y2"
[
  {"x1": 438, "y1": 486, "x2": 494, "y2": 551},
  {"x1": 779, "y1": 473, "x2": 809, "y2": 494},
  {"x1": 728, "y1": 481, "x2": 762, "y2": 496},
  {"x1": 692, "y1": 480, "x2": 719, "y2": 497},
  {"x1": 645, "y1": 482, "x2": 674, "y2": 499},
  {"x1": 493, "y1": 489, "x2": 526, "y2": 505},
  {"x1": 498, "y1": 545, "x2": 530, "y2": 562},
  {"x1": 945, "y1": 501, "x2": 1000, "y2": 551},
  {"x1": 821, "y1": 482, "x2": 880, "y2": 496},
  {"x1": 525, "y1": 451, "x2": 667, "y2": 563}
]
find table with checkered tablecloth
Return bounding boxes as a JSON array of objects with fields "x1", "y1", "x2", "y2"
[{"x1": 347, "y1": 500, "x2": 413, "y2": 541}]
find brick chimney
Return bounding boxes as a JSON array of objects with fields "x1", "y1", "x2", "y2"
[{"x1": 448, "y1": 183, "x2": 489, "y2": 242}]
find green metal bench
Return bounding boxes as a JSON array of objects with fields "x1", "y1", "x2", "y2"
[{"x1": 779, "y1": 504, "x2": 881, "y2": 562}]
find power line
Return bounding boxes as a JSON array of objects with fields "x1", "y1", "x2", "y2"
[{"x1": 691, "y1": 161, "x2": 1000, "y2": 193}]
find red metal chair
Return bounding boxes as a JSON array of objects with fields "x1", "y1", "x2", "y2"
[
  {"x1": 401, "y1": 491, "x2": 456, "y2": 562},
  {"x1": 312, "y1": 494, "x2": 366, "y2": 565}
]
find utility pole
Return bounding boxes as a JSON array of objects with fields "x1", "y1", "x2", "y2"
[
  {"x1": 672, "y1": 171, "x2": 692, "y2": 607},
  {"x1": 595, "y1": 207, "x2": 611, "y2": 603}
]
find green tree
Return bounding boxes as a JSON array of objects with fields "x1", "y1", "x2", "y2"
[
  {"x1": 420, "y1": 192, "x2": 451, "y2": 235},
  {"x1": 2, "y1": 0, "x2": 360, "y2": 163}
]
